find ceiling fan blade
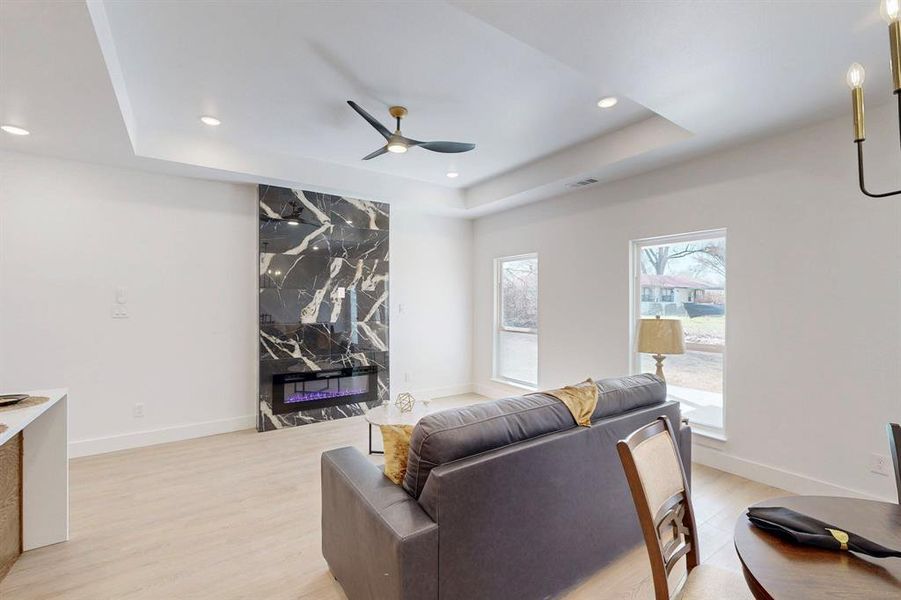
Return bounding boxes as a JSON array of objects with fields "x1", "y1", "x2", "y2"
[
  {"x1": 415, "y1": 141, "x2": 476, "y2": 154},
  {"x1": 347, "y1": 101, "x2": 392, "y2": 140},
  {"x1": 362, "y1": 146, "x2": 389, "y2": 160}
]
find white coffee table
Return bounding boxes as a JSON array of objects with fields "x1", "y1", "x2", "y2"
[{"x1": 364, "y1": 403, "x2": 437, "y2": 454}]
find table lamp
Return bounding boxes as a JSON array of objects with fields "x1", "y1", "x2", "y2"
[{"x1": 636, "y1": 316, "x2": 685, "y2": 381}]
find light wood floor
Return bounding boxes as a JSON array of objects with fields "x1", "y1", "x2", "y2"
[{"x1": 0, "y1": 394, "x2": 787, "y2": 599}]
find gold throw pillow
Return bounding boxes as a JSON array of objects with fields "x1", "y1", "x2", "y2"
[
  {"x1": 379, "y1": 424, "x2": 414, "y2": 485},
  {"x1": 543, "y1": 378, "x2": 599, "y2": 427}
]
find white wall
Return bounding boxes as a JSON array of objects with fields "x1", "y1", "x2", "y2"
[
  {"x1": 471, "y1": 102, "x2": 901, "y2": 501},
  {"x1": 0, "y1": 152, "x2": 259, "y2": 456},
  {"x1": 0, "y1": 151, "x2": 474, "y2": 456},
  {"x1": 390, "y1": 209, "x2": 473, "y2": 399}
]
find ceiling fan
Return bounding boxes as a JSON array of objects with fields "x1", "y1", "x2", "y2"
[{"x1": 347, "y1": 100, "x2": 475, "y2": 160}]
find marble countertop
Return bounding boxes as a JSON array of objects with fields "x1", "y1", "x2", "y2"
[{"x1": 0, "y1": 388, "x2": 67, "y2": 446}]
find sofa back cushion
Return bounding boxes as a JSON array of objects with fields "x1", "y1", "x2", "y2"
[
  {"x1": 593, "y1": 373, "x2": 667, "y2": 419},
  {"x1": 402, "y1": 374, "x2": 666, "y2": 498}
]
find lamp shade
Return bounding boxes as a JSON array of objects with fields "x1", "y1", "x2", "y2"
[{"x1": 636, "y1": 317, "x2": 685, "y2": 355}]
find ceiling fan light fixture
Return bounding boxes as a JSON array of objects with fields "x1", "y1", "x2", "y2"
[
  {"x1": 387, "y1": 139, "x2": 408, "y2": 153},
  {"x1": 347, "y1": 100, "x2": 475, "y2": 160}
]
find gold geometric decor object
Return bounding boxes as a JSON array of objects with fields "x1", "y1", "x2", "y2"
[{"x1": 394, "y1": 392, "x2": 416, "y2": 413}]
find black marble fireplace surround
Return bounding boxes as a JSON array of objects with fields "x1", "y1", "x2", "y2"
[{"x1": 258, "y1": 185, "x2": 389, "y2": 431}]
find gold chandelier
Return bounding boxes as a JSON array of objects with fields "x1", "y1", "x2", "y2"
[{"x1": 846, "y1": 0, "x2": 901, "y2": 197}]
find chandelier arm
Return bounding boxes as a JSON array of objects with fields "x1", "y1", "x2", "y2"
[{"x1": 856, "y1": 141, "x2": 901, "y2": 198}]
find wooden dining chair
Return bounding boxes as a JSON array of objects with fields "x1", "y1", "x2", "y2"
[
  {"x1": 617, "y1": 417, "x2": 753, "y2": 599},
  {"x1": 888, "y1": 423, "x2": 901, "y2": 504}
]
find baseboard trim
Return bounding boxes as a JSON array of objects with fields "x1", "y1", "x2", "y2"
[
  {"x1": 692, "y1": 442, "x2": 894, "y2": 503},
  {"x1": 69, "y1": 414, "x2": 256, "y2": 458},
  {"x1": 69, "y1": 383, "x2": 478, "y2": 458},
  {"x1": 409, "y1": 383, "x2": 475, "y2": 400}
]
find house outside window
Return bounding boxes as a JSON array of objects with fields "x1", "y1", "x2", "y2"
[
  {"x1": 631, "y1": 231, "x2": 726, "y2": 434},
  {"x1": 494, "y1": 254, "x2": 538, "y2": 388}
]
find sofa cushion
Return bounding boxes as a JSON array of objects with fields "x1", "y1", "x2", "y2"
[
  {"x1": 402, "y1": 373, "x2": 667, "y2": 498},
  {"x1": 380, "y1": 424, "x2": 414, "y2": 485}
]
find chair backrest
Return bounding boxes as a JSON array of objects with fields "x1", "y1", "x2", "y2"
[
  {"x1": 617, "y1": 416, "x2": 698, "y2": 600},
  {"x1": 888, "y1": 423, "x2": 901, "y2": 504}
]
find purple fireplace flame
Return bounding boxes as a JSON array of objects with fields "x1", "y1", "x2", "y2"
[
  {"x1": 271, "y1": 365, "x2": 378, "y2": 415},
  {"x1": 285, "y1": 388, "x2": 368, "y2": 404}
]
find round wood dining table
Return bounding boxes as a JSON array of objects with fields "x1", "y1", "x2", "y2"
[{"x1": 734, "y1": 495, "x2": 901, "y2": 599}]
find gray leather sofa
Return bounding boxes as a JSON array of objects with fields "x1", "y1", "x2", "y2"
[{"x1": 321, "y1": 374, "x2": 691, "y2": 600}]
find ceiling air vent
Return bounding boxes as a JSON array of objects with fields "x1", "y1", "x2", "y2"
[{"x1": 567, "y1": 177, "x2": 599, "y2": 189}]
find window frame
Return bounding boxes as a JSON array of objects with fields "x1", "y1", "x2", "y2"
[
  {"x1": 629, "y1": 229, "x2": 727, "y2": 437},
  {"x1": 493, "y1": 253, "x2": 539, "y2": 389}
]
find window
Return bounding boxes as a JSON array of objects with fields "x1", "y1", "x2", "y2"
[
  {"x1": 494, "y1": 254, "x2": 538, "y2": 388},
  {"x1": 631, "y1": 231, "x2": 726, "y2": 434}
]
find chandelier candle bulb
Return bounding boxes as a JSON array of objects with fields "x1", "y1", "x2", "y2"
[
  {"x1": 882, "y1": 0, "x2": 900, "y2": 23},
  {"x1": 847, "y1": 63, "x2": 866, "y2": 142}
]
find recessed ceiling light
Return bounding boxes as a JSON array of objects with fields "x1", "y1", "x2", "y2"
[
  {"x1": 597, "y1": 97, "x2": 618, "y2": 109},
  {"x1": 200, "y1": 116, "x2": 221, "y2": 126},
  {"x1": 1, "y1": 125, "x2": 30, "y2": 136},
  {"x1": 446, "y1": 171, "x2": 459, "y2": 179}
]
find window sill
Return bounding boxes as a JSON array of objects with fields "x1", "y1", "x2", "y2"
[
  {"x1": 689, "y1": 424, "x2": 727, "y2": 443},
  {"x1": 490, "y1": 378, "x2": 537, "y2": 393}
]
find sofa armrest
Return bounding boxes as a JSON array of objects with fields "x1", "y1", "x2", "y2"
[{"x1": 321, "y1": 447, "x2": 438, "y2": 600}]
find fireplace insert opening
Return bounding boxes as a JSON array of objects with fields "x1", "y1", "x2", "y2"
[{"x1": 271, "y1": 366, "x2": 378, "y2": 414}]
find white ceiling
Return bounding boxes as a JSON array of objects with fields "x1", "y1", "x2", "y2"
[
  {"x1": 96, "y1": 0, "x2": 652, "y2": 189},
  {"x1": 1, "y1": 1, "x2": 896, "y2": 216}
]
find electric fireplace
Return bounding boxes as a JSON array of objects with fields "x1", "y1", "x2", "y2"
[{"x1": 271, "y1": 366, "x2": 378, "y2": 415}]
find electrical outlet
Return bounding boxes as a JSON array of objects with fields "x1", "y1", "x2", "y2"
[
  {"x1": 133, "y1": 403, "x2": 144, "y2": 418},
  {"x1": 111, "y1": 305, "x2": 129, "y2": 319},
  {"x1": 869, "y1": 453, "x2": 891, "y2": 476}
]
